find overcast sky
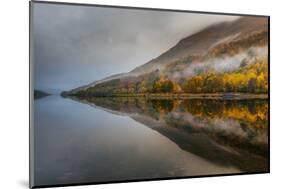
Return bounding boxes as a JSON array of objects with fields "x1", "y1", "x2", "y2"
[{"x1": 32, "y1": 2, "x2": 238, "y2": 94}]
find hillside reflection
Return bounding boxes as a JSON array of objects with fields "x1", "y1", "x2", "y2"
[{"x1": 71, "y1": 97, "x2": 269, "y2": 173}]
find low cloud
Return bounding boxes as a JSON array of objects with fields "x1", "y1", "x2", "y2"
[
  {"x1": 170, "y1": 46, "x2": 268, "y2": 79},
  {"x1": 32, "y1": 2, "x2": 238, "y2": 93}
]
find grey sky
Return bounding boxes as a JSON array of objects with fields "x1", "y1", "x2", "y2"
[{"x1": 32, "y1": 2, "x2": 238, "y2": 93}]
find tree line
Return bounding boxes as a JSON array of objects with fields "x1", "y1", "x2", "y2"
[{"x1": 77, "y1": 58, "x2": 268, "y2": 96}]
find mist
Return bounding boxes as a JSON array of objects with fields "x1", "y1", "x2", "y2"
[
  {"x1": 32, "y1": 2, "x2": 239, "y2": 93},
  {"x1": 170, "y1": 46, "x2": 268, "y2": 80}
]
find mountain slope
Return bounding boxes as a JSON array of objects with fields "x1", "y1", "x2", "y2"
[
  {"x1": 64, "y1": 16, "x2": 268, "y2": 96},
  {"x1": 131, "y1": 16, "x2": 268, "y2": 74}
]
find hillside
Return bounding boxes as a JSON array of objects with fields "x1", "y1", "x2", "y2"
[
  {"x1": 63, "y1": 16, "x2": 268, "y2": 97},
  {"x1": 34, "y1": 90, "x2": 50, "y2": 99}
]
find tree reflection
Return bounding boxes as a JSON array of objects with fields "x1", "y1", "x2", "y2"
[{"x1": 71, "y1": 96, "x2": 269, "y2": 172}]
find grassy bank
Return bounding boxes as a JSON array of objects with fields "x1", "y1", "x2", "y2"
[{"x1": 70, "y1": 92, "x2": 268, "y2": 100}]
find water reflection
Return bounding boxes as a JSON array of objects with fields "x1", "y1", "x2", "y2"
[
  {"x1": 72, "y1": 96, "x2": 268, "y2": 172},
  {"x1": 34, "y1": 96, "x2": 268, "y2": 186}
]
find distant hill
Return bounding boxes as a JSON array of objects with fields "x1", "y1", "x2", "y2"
[
  {"x1": 34, "y1": 90, "x2": 50, "y2": 99},
  {"x1": 64, "y1": 16, "x2": 268, "y2": 97}
]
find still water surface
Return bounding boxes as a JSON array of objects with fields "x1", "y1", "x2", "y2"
[{"x1": 34, "y1": 95, "x2": 268, "y2": 186}]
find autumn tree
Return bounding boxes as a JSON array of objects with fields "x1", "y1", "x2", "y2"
[
  {"x1": 248, "y1": 78, "x2": 258, "y2": 93},
  {"x1": 153, "y1": 77, "x2": 174, "y2": 93},
  {"x1": 182, "y1": 75, "x2": 203, "y2": 93}
]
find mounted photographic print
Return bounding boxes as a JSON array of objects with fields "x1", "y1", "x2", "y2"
[{"x1": 30, "y1": 1, "x2": 269, "y2": 188}]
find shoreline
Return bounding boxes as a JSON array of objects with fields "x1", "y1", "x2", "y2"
[{"x1": 66, "y1": 92, "x2": 268, "y2": 100}]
